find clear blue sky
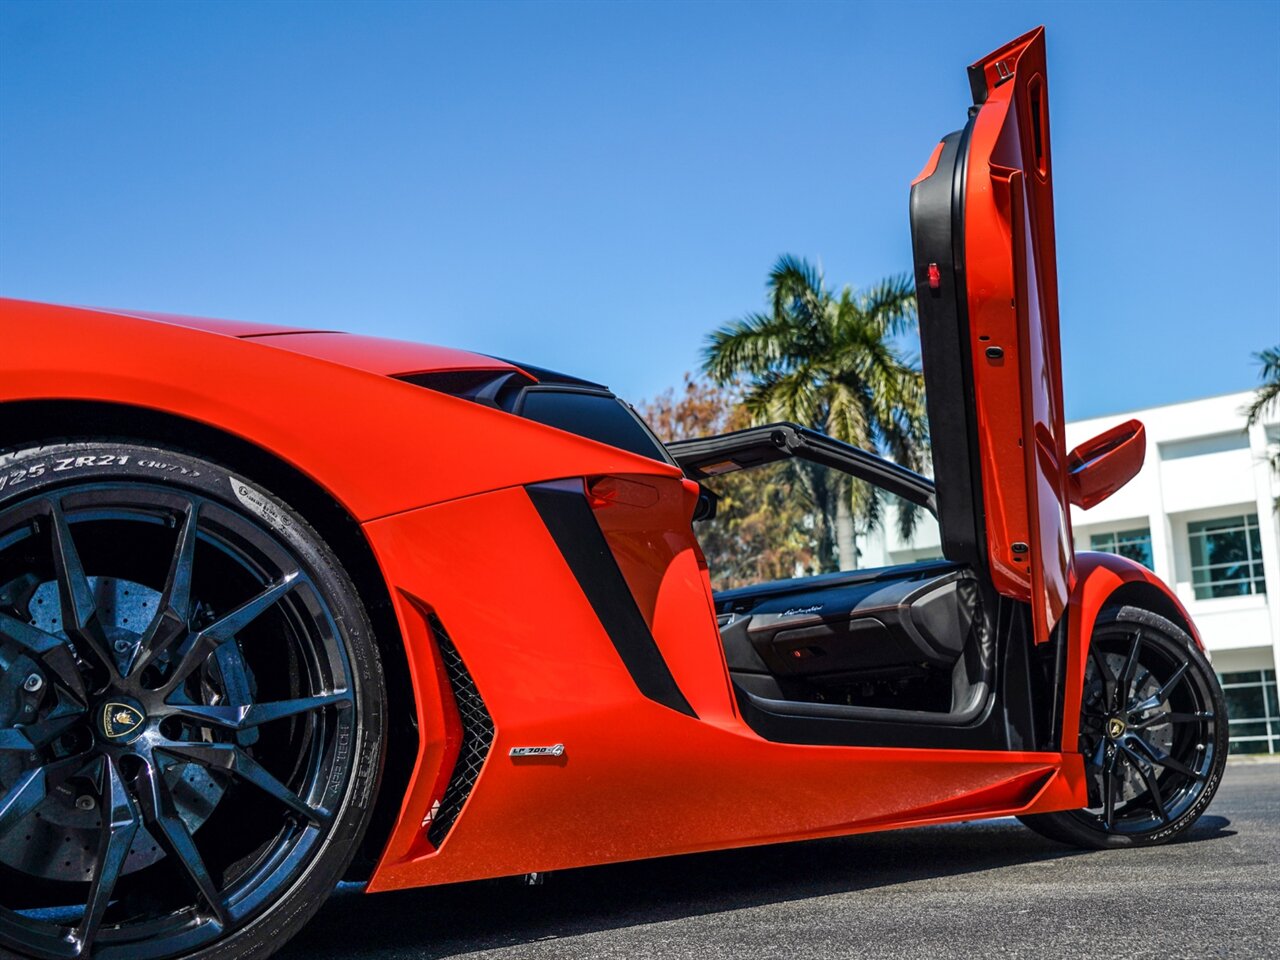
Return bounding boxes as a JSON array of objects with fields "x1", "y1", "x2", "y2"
[{"x1": 2, "y1": 0, "x2": 1277, "y2": 420}]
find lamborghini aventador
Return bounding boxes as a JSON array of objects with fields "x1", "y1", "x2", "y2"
[{"x1": 0, "y1": 27, "x2": 1227, "y2": 960}]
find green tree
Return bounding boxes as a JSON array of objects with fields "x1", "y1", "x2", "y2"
[{"x1": 702, "y1": 254, "x2": 928, "y2": 571}]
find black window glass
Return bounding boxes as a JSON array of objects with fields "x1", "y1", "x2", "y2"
[
  {"x1": 1225, "y1": 685, "x2": 1266, "y2": 720},
  {"x1": 1188, "y1": 514, "x2": 1266, "y2": 599},
  {"x1": 1089, "y1": 528, "x2": 1153, "y2": 568},
  {"x1": 520, "y1": 390, "x2": 668, "y2": 461}
]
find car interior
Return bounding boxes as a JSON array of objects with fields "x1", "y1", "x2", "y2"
[{"x1": 670, "y1": 424, "x2": 1057, "y2": 752}]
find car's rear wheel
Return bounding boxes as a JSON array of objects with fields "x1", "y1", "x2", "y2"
[
  {"x1": 1019, "y1": 604, "x2": 1227, "y2": 849},
  {"x1": 0, "y1": 442, "x2": 385, "y2": 959}
]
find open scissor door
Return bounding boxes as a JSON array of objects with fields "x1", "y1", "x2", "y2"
[{"x1": 910, "y1": 27, "x2": 1072, "y2": 644}]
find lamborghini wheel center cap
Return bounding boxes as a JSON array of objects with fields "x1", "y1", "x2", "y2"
[
  {"x1": 1106, "y1": 716, "x2": 1127, "y2": 740},
  {"x1": 98, "y1": 698, "x2": 148, "y2": 744}
]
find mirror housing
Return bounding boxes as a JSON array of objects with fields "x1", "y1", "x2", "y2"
[
  {"x1": 692, "y1": 485, "x2": 719, "y2": 523},
  {"x1": 1066, "y1": 419, "x2": 1146, "y2": 510}
]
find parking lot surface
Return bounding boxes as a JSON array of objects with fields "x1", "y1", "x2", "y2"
[{"x1": 284, "y1": 760, "x2": 1279, "y2": 960}]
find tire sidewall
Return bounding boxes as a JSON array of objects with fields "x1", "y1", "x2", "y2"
[
  {"x1": 0, "y1": 442, "x2": 386, "y2": 960},
  {"x1": 1025, "y1": 604, "x2": 1229, "y2": 850}
]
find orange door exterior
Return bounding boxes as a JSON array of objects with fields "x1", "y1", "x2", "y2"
[{"x1": 962, "y1": 27, "x2": 1074, "y2": 642}]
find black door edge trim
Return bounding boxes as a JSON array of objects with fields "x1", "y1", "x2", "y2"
[
  {"x1": 527, "y1": 481, "x2": 698, "y2": 718},
  {"x1": 730, "y1": 678, "x2": 1004, "y2": 750}
]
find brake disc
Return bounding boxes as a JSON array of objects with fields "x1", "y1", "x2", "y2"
[{"x1": 0, "y1": 577, "x2": 228, "y2": 883}]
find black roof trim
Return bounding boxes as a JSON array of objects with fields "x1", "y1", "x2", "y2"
[
  {"x1": 668, "y1": 423, "x2": 937, "y2": 514},
  {"x1": 489, "y1": 357, "x2": 608, "y2": 391}
]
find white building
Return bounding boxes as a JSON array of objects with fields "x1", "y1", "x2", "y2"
[
  {"x1": 873, "y1": 390, "x2": 1280, "y2": 755},
  {"x1": 1066, "y1": 391, "x2": 1279, "y2": 755}
]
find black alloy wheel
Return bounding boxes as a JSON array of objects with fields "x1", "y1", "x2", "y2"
[
  {"x1": 0, "y1": 443, "x2": 385, "y2": 959},
  {"x1": 1019, "y1": 604, "x2": 1228, "y2": 848}
]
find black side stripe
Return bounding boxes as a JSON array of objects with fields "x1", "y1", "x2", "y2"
[{"x1": 527, "y1": 482, "x2": 697, "y2": 718}]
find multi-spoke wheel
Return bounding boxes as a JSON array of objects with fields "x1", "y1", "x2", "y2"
[
  {"x1": 1019, "y1": 604, "x2": 1228, "y2": 849},
  {"x1": 0, "y1": 443, "x2": 385, "y2": 959}
]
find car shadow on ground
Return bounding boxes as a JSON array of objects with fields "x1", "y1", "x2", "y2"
[{"x1": 279, "y1": 814, "x2": 1234, "y2": 959}]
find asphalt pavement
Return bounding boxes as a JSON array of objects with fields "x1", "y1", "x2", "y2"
[{"x1": 282, "y1": 760, "x2": 1280, "y2": 960}]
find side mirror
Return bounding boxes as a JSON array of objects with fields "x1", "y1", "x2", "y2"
[
  {"x1": 1065, "y1": 418, "x2": 1146, "y2": 510},
  {"x1": 692, "y1": 485, "x2": 719, "y2": 522}
]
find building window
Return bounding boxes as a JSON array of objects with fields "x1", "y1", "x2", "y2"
[
  {"x1": 1090, "y1": 528, "x2": 1153, "y2": 568},
  {"x1": 1188, "y1": 513, "x2": 1266, "y2": 600},
  {"x1": 1219, "y1": 669, "x2": 1279, "y2": 755}
]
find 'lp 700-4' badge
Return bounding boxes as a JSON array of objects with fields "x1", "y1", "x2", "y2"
[{"x1": 509, "y1": 744, "x2": 565, "y2": 758}]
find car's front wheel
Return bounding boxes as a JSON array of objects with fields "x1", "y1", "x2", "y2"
[
  {"x1": 1019, "y1": 604, "x2": 1228, "y2": 849},
  {"x1": 0, "y1": 441, "x2": 385, "y2": 959}
]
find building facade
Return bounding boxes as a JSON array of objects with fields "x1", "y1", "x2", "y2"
[{"x1": 872, "y1": 390, "x2": 1280, "y2": 754}]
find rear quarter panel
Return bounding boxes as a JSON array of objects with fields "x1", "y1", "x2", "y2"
[{"x1": 362, "y1": 486, "x2": 1086, "y2": 890}]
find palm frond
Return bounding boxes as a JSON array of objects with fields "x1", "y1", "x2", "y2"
[
  {"x1": 825, "y1": 380, "x2": 873, "y2": 450},
  {"x1": 853, "y1": 479, "x2": 882, "y2": 537},
  {"x1": 896, "y1": 497, "x2": 922, "y2": 542},
  {"x1": 742, "y1": 368, "x2": 823, "y2": 428},
  {"x1": 713, "y1": 256, "x2": 934, "y2": 540},
  {"x1": 1245, "y1": 345, "x2": 1280, "y2": 427},
  {"x1": 858, "y1": 273, "x2": 918, "y2": 336},
  {"x1": 769, "y1": 254, "x2": 824, "y2": 320},
  {"x1": 703, "y1": 312, "x2": 798, "y2": 384}
]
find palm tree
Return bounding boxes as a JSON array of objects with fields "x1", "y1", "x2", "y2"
[
  {"x1": 703, "y1": 254, "x2": 928, "y2": 570},
  {"x1": 1245, "y1": 345, "x2": 1280, "y2": 483}
]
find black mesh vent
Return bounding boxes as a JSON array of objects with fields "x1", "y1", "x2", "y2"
[{"x1": 427, "y1": 614, "x2": 495, "y2": 847}]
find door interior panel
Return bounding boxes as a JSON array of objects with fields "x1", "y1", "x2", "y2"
[
  {"x1": 720, "y1": 576, "x2": 1060, "y2": 750},
  {"x1": 708, "y1": 555, "x2": 1062, "y2": 750},
  {"x1": 675, "y1": 423, "x2": 1059, "y2": 751}
]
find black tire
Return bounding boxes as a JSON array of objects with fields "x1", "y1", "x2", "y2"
[
  {"x1": 0, "y1": 441, "x2": 386, "y2": 959},
  {"x1": 1018, "y1": 604, "x2": 1228, "y2": 849}
]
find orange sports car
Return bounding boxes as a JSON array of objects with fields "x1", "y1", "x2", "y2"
[{"x1": 0, "y1": 27, "x2": 1227, "y2": 960}]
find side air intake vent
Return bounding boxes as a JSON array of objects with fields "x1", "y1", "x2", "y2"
[
  {"x1": 396, "y1": 369, "x2": 533, "y2": 411},
  {"x1": 427, "y1": 614, "x2": 495, "y2": 847}
]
